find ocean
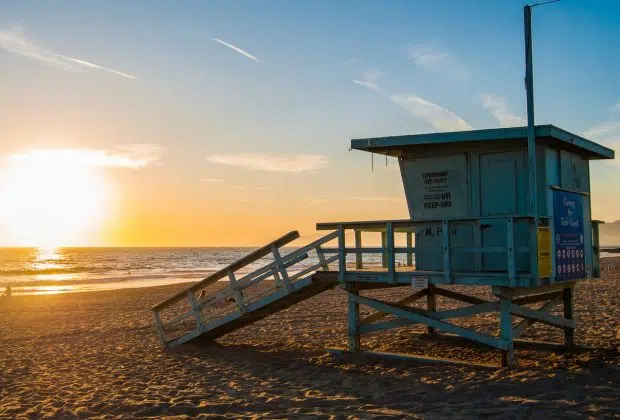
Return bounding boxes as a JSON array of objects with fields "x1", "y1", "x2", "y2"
[
  {"x1": 0, "y1": 246, "x2": 396, "y2": 295},
  {"x1": 2, "y1": 246, "x2": 616, "y2": 295}
]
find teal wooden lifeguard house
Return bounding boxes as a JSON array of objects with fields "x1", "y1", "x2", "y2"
[{"x1": 151, "y1": 6, "x2": 614, "y2": 367}]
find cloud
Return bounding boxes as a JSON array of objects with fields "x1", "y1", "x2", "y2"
[
  {"x1": 309, "y1": 198, "x2": 328, "y2": 205},
  {"x1": 0, "y1": 25, "x2": 137, "y2": 79},
  {"x1": 390, "y1": 94, "x2": 472, "y2": 131},
  {"x1": 352, "y1": 68, "x2": 385, "y2": 93},
  {"x1": 583, "y1": 121, "x2": 620, "y2": 147},
  {"x1": 347, "y1": 196, "x2": 403, "y2": 203},
  {"x1": 213, "y1": 37, "x2": 262, "y2": 63},
  {"x1": 6, "y1": 145, "x2": 165, "y2": 169},
  {"x1": 344, "y1": 58, "x2": 359, "y2": 65},
  {"x1": 207, "y1": 153, "x2": 328, "y2": 173},
  {"x1": 478, "y1": 93, "x2": 526, "y2": 127},
  {"x1": 409, "y1": 39, "x2": 470, "y2": 79},
  {"x1": 201, "y1": 178, "x2": 224, "y2": 184},
  {"x1": 613, "y1": 102, "x2": 620, "y2": 111}
]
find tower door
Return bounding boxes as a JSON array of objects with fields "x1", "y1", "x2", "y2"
[{"x1": 479, "y1": 151, "x2": 528, "y2": 272}]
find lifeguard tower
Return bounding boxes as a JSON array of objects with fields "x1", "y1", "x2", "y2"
[
  {"x1": 151, "y1": 5, "x2": 614, "y2": 367},
  {"x1": 151, "y1": 125, "x2": 612, "y2": 367}
]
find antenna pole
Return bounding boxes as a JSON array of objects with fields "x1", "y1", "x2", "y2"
[{"x1": 524, "y1": 5, "x2": 537, "y2": 217}]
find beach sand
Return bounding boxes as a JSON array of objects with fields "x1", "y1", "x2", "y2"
[{"x1": 1, "y1": 260, "x2": 618, "y2": 418}]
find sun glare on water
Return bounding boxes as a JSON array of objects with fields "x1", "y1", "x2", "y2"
[{"x1": 0, "y1": 150, "x2": 109, "y2": 247}]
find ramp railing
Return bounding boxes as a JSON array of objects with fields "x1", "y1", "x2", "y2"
[{"x1": 151, "y1": 230, "x2": 339, "y2": 347}]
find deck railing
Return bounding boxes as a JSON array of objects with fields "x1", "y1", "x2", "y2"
[
  {"x1": 151, "y1": 230, "x2": 339, "y2": 347},
  {"x1": 317, "y1": 216, "x2": 549, "y2": 288}
]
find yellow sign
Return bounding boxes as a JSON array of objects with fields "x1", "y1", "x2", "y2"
[{"x1": 537, "y1": 227, "x2": 552, "y2": 278}]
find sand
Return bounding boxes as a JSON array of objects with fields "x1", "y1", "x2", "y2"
[{"x1": 0, "y1": 260, "x2": 618, "y2": 419}]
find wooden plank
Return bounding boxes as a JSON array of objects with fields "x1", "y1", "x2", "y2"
[
  {"x1": 386, "y1": 223, "x2": 395, "y2": 282},
  {"x1": 427, "y1": 285, "x2": 437, "y2": 334},
  {"x1": 290, "y1": 254, "x2": 338, "y2": 281},
  {"x1": 381, "y1": 231, "x2": 388, "y2": 268},
  {"x1": 316, "y1": 216, "x2": 546, "y2": 231},
  {"x1": 352, "y1": 294, "x2": 509, "y2": 350},
  {"x1": 348, "y1": 291, "x2": 361, "y2": 351},
  {"x1": 227, "y1": 270, "x2": 247, "y2": 314},
  {"x1": 354, "y1": 230, "x2": 363, "y2": 269},
  {"x1": 152, "y1": 230, "x2": 300, "y2": 311},
  {"x1": 325, "y1": 347, "x2": 498, "y2": 369},
  {"x1": 153, "y1": 311, "x2": 167, "y2": 346},
  {"x1": 493, "y1": 281, "x2": 576, "y2": 298},
  {"x1": 432, "y1": 287, "x2": 491, "y2": 305},
  {"x1": 500, "y1": 298, "x2": 515, "y2": 367},
  {"x1": 406, "y1": 232, "x2": 413, "y2": 266},
  {"x1": 360, "y1": 288, "x2": 428, "y2": 325},
  {"x1": 316, "y1": 246, "x2": 329, "y2": 270},
  {"x1": 511, "y1": 302, "x2": 574, "y2": 329},
  {"x1": 563, "y1": 287, "x2": 574, "y2": 347},
  {"x1": 512, "y1": 296, "x2": 561, "y2": 338},
  {"x1": 506, "y1": 217, "x2": 516, "y2": 287},
  {"x1": 338, "y1": 226, "x2": 346, "y2": 284},
  {"x1": 512, "y1": 291, "x2": 561, "y2": 305},
  {"x1": 271, "y1": 245, "x2": 293, "y2": 292}
]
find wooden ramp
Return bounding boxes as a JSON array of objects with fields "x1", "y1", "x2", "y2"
[{"x1": 151, "y1": 230, "x2": 339, "y2": 348}]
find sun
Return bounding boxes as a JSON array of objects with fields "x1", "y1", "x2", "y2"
[{"x1": 0, "y1": 150, "x2": 108, "y2": 247}]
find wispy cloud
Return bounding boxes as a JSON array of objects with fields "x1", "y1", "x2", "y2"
[
  {"x1": 213, "y1": 37, "x2": 262, "y2": 63},
  {"x1": 201, "y1": 178, "x2": 224, "y2": 184},
  {"x1": 352, "y1": 69, "x2": 385, "y2": 93},
  {"x1": 478, "y1": 93, "x2": 526, "y2": 127},
  {"x1": 583, "y1": 121, "x2": 620, "y2": 144},
  {"x1": 0, "y1": 25, "x2": 137, "y2": 79},
  {"x1": 409, "y1": 39, "x2": 470, "y2": 79},
  {"x1": 6, "y1": 144, "x2": 165, "y2": 169},
  {"x1": 309, "y1": 198, "x2": 328, "y2": 205},
  {"x1": 612, "y1": 102, "x2": 620, "y2": 111},
  {"x1": 390, "y1": 94, "x2": 472, "y2": 131},
  {"x1": 207, "y1": 153, "x2": 328, "y2": 173},
  {"x1": 344, "y1": 58, "x2": 359, "y2": 65},
  {"x1": 347, "y1": 196, "x2": 403, "y2": 203}
]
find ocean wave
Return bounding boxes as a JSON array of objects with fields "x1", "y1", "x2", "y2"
[{"x1": 0, "y1": 270, "x2": 218, "y2": 288}]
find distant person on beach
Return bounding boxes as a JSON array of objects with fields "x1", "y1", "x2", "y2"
[{"x1": 3, "y1": 285, "x2": 11, "y2": 298}]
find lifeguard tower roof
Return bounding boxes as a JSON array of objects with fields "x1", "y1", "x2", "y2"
[{"x1": 351, "y1": 124, "x2": 614, "y2": 160}]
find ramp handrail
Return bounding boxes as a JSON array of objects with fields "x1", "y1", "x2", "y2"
[
  {"x1": 151, "y1": 230, "x2": 300, "y2": 312},
  {"x1": 152, "y1": 230, "x2": 339, "y2": 347}
]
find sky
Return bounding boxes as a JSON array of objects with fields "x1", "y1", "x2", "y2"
[{"x1": 0, "y1": 0, "x2": 619, "y2": 246}]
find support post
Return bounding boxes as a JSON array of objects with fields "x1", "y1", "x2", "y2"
[
  {"x1": 338, "y1": 225, "x2": 346, "y2": 284},
  {"x1": 227, "y1": 271, "x2": 247, "y2": 313},
  {"x1": 386, "y1": 223, "x2": 395, "y2": 283},
  {"x1": 562, "y1": 286, "x2": 574, "y2": 348},
  {"x1": 427, "y1": 285, "x2": 437, "y2": 335},
  {"x1": 348, "y1": 290, "x2": 360, "y2": 351},
  {"x1": 442, "y1": 221, "x2": 451, "y2": 283},
  {"x1": 187, "y1": 290, "x2": 205, "y2": 330},
  {"x1": 500, "y1": 298, "x2": 515, "y2": 367},
  {"x1": 592, "y1": 221, "x2": 602, "y2": 277},
  {"x1": 354, "y1": 229, "x2": 363, "y2": 269},
  {"x1": 153, "y1": 311, "x2": 166, "y2": 346},
  {"x1": 406, "y1": 231, "x2": 413, "y2": 267},
  {"x1": 316, "y1": 246, "x2": 329, "y2": 271},
  {"x1": 381, "y1": 231, "x2": 388, "y2": 268},
  {"x1": 506, "y1": 217, "x2": 516, "y2": 287},
  {"x1": 271, "y1": 245, "x2": 293, "y2": 292}
]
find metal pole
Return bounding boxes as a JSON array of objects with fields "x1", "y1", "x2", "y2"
[{"x1": 524, "y1": 5, "x2": 538, "y2": 217}]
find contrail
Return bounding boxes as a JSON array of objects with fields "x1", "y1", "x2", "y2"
[{"x1": 213, "y1": 37, "x2": 262, "y2": 63}]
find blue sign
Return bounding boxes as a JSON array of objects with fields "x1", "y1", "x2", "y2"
[{"x1": 553, "y1": 190, "x2": 585, "y2": 281}]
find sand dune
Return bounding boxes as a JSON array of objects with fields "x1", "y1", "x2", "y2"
[{"x1": 0, "y1": 260, "x2": 618, "y2": 418}]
